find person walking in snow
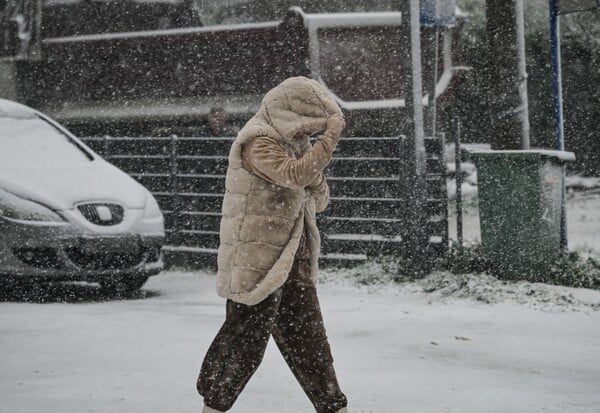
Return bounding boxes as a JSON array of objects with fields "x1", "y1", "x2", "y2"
[{"x1": 197, "y1": 76, "x2": 349, "y2": 413}]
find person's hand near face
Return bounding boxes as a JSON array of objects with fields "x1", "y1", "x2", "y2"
[{"x1": 326, "y1": 113, "x2": 345, "y2": 137}]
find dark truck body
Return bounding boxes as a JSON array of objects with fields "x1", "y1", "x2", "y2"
[{"x1": 0, "y1": 2, "x2": 466, "y2": 136}]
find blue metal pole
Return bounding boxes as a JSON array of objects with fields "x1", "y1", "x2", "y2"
[
  {"x1": 549, "y1": 0, "x2": 568, "y2": 250},
  {"x1": 550, "y1": 0, "x2": 565, "y2": 151}
]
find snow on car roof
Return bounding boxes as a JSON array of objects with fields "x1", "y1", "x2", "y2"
[{"x1": 0, "y1": 99, "x2": 37, "y2": 120}]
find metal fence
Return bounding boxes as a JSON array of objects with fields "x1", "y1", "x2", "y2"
[{"x1": 81, "y1": 135, "x2": 448, "y2": 267}]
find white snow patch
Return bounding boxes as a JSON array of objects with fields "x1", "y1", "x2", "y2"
[
  {"x1": 321, "y1": 261, "x2": 600, "y2": 313},
  {"x1": 446, "y1": 178, "x2": 478, "y2": 200},
  {"x1": 566, "y1": 175, "x2": 600, "y2": 191}
]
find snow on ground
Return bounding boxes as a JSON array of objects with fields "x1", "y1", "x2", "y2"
[
  {"x1": 1, "y1": 268, "x2": 600, "y2": 413},
  {"x1": 321, "y1": 264, "x2": 600, "y2": 312}
]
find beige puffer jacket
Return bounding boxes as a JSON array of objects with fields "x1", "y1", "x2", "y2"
[{"x1": 216, "y1": 76, "x2": 343, "y2": 305}]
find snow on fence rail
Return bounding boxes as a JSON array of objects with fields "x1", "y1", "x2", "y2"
[{"x1": 81, "y1": 135, "x2": 448, "y2": 267}]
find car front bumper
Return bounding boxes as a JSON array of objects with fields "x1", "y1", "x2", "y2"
[{"x1": 0, "y1": 217, "x2": 164, "y2": 283}]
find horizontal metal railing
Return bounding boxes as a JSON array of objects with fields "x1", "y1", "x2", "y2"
[{"x1": 81, "y1": 135, "x2": 448, "y2": 267}]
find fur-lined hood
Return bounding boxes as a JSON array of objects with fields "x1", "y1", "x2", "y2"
[{"x1": 238, "y1": 76, "x2": 342, "y2": 153}]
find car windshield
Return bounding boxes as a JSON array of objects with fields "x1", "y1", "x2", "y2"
[{"x1": 0, "y1": 112, "x2": 92, "y2": 166}]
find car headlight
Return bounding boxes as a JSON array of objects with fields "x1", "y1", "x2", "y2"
[
  {"x1": 143, "y1": 192, "x2": 162, "y2": 219},
  {"x1": 0, "y1": 189, "x2": 64, "y2": 222}
]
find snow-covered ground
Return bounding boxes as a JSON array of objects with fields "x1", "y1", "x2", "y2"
[
  {"x1": 1, "y1": 265, "x2": 600, "y2": 413},
  {"x1": 0, "y1": 268, "x2": 600, "y2": 413},
  {"x1": 2, "y1": 177, "x2": 600, "y2": 413}
]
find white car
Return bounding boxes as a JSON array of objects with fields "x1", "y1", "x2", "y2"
[{"x1": 0, "y1": 99, "x2": 164, "y2": 293}]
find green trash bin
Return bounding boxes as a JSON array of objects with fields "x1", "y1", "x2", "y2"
[{"x1": 470, "y1": 150, "x2": 575, "y2": 279}]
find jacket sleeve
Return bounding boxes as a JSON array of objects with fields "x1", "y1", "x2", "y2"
[
  {"x1": 246, "y1": 130, "x2": 340, "y2": 190},
  {"x1": 306, "y1": 173, "x2": 330, "y2": 213}
]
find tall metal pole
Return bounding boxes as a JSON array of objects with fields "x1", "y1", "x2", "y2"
[
  {"x1": 425, "y1": 27, "x2": 439, "y2": 137},
  {"x1": 549, "y1": 0, "x2": 565, "y2": 151},
  {"x1": 399, "y1": 0, "x2": 427, "y2": 273},
  {"x1": 402, "y1": 0, "x2": 426, "y2": 177},
  {"x1": 454, "y1": 118, "x2": 464, "y2": 248},
  {"x1": 514, "y1": 0, "x2": 530, "y2": 148},
  {"x1": 549, "y1": 0, "x2": 568, "y2": 250},
  {"x1": 486, "y1": 0, "x2": 531, "y2": 150}
]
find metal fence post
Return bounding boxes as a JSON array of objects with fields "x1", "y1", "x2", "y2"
[
  {"x1": 398, "y1": 0, "x2": 428, "y2": 275},
  {"x1": 454, "y1": 118, "x2": 463, "y2": 248},
  {"x1": 549, "y1": 0, "x2": 568, "y2": 251},
  {"x1": 103, "y1": 135, "x2": 111, "y2": 159},
  {"x1": 169, "y1": 135, "x2": 180, "y2": 245},
  {"x1": 437, "y1": 132, "x2": 449, "y2": 250}
]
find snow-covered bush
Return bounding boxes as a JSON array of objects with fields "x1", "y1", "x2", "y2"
[
  {"x1": 541, "y1": 252, "x2": 600, "y2": 290},
  {"x1": 436, "y1": 243, "x2": 600, "y2": 290}
]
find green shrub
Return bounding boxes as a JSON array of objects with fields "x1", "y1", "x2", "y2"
[
  {"x1": 436, "y1": 243, "x2": 600, "y2": 290},
  {"x1": 537, "y1": 251, "x2": 600, "y2": 290},
  {"x1": 435, "y1": 243, "x2": 493, "y2": 274}
]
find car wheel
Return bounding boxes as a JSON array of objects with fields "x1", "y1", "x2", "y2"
[
  {"x1": 0, "y1": 275, "x2": 32, "y2": 291},
  {"x1": 0, "y1": 276, "x2": 42, "y2": 300},
  {"x1": 100, "y1": 275, "x2": 149, "y2": 296},
  {"x1": 0, "y1": 277, "x2": 15, "y2": 298}
]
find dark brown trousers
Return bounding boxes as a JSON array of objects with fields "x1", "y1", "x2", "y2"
[{"x1": 197, "y1": 259, "x2": 348, "y2": 413}]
